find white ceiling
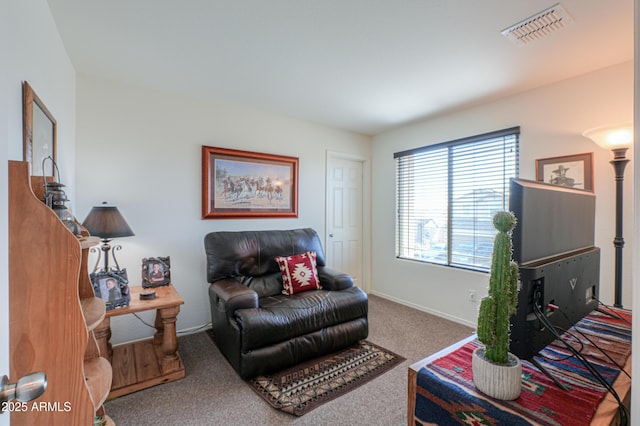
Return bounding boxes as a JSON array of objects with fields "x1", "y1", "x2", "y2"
[{"x1": 47, "y1": 0, "x2": 633, "y2": 136}]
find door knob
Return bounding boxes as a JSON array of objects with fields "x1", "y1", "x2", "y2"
[
  {"x1": 329, "y1": 234, "x2": 334, "y2": 237},
  {"x1": 0, "y1": 372, "x2": 47, "y2": 412}
]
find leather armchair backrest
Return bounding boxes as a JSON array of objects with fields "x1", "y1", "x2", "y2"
[{"x1": 204, "y1": 228, "x2": 326, "y2": 284}]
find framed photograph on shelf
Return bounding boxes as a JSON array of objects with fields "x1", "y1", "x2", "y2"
[
  {"x1": 142, "y1": 256, "x2": 171, "y2": 288},
  {"x1": 202, "y1": 146, "x2": 299, "y2": 219},
  {"x1": 90, "y1": 269, "x2": 131, "y2": 310},
  {"x1": 536, "y1": 152, "x2": 594, "y2": 192}
]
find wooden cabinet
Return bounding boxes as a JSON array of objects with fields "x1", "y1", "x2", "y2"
[{"x1": 8, "y1": 161, "x2": 114, "y2": 425}]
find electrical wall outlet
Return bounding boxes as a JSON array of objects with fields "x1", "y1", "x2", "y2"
[{"x1": 468, "y1": 289, "x2": 477, "y2": 304}]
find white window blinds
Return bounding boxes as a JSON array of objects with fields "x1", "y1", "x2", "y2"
[{"x1": 395, "y1": 127, "x2": 519, "y2": 271}]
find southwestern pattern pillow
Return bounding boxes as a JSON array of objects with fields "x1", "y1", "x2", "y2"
[{"x1": 275, "y1": 251, "x2": 321, "y2": 295}]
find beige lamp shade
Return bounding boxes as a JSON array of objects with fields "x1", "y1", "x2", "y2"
[{"x1": 582, "y1": 124, "x2": 633, "y2": 150}]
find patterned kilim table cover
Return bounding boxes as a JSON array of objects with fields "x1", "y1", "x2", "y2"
[{"x1": 414, "y1": 308, "x2": 631, "y2": 425}]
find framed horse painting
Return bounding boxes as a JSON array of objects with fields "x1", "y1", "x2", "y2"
[{"x1": 202, "y1": 146, "x2": 299, "y2": 219}]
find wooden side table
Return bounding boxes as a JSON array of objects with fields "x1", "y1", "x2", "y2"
[{"x1": 95, "y1": 284, "x2": 186, "y2": 398}]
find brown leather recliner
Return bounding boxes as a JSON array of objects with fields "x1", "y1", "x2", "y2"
[{"x1": 205, "y1": 228, "x2": 368, "y2": 379}]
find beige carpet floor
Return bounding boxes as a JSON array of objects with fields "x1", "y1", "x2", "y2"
[{"x1": 104, "y1": 294, "x2": 474, "y2": 425}]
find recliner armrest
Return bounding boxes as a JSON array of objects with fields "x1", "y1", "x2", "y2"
[
  {"x1": 317, "y1": 266, "x2": 354, "y2": 291},
  {"x1": 210, "y1": 278, "x2": 259, "y2": 317}
]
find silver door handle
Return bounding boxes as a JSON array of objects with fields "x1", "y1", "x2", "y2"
[
  {"x1": 329, "y1": 234, "x2": 334, "y2": 237},
  {"x1": 0, "y1": 372, "x2": 47, "y2": 412}
]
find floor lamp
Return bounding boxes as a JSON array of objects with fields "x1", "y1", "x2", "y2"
[{"x1": 583, "y1": 124, "x2": 633, "y2": 308}]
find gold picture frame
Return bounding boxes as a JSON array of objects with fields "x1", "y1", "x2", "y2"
[{"x1": 202, "y1": 146, "x2": 299, "y2": 219}]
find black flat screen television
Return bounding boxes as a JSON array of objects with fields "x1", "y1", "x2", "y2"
[
  {"x1": 510, "y1": 179, "x2": 595, "y2": 265},
  {"x1": 508, "y1": 178, "x2": 600, "y2": 360}
]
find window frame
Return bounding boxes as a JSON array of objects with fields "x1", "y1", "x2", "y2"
[{"x1": 394, "y1": 127, "x2": 520, "y2": 272}]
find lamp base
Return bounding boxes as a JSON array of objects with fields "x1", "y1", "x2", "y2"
[
  {"x1": 91, "y1": 240, "x2": 125, "y2": 274},
  {"x1": 610, "y1": 148, "x2": 629, "y2": 308}
]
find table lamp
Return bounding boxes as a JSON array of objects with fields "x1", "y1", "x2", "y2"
[
  {"x1": 582, "y1": 124, "x2": 633, "y2": 308},
  {"x1": 82, "y1": 202, "x2": 135, "y2": 273}
]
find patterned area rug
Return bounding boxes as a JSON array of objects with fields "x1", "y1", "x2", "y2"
[{"x1": 247, "y1": 341, "x2": 405, "y2": 416}]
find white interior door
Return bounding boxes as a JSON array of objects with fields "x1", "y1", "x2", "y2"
[{"x1": 326, "y1": 154, "x2": 364, "y2": 287}]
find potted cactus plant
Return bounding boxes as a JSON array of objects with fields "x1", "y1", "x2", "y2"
[{"x1": 472, "y1": 211, "x2": 522, "y2": 400}]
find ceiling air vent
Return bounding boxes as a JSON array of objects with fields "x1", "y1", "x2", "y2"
[{"x1": 501, "y1": 3, "x2": 573, "y2": 46}]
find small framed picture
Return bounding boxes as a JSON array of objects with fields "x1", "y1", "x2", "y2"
[
  {"x1": 90, "y1": 269, "x2": 131, "y2": 310},
  {"x1": 535, "y1": 152, "x2": 594, "y2": 191},
  {"x1": 142, "y1": 256, "x2": 171, "y2": 288}
]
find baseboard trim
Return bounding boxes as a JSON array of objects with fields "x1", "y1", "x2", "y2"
[{"x1": 370, "y1": 291, "x2": 477, "y2": 329}]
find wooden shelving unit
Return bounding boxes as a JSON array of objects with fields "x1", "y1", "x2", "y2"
[
  {"x1": 8, "y1": 160, "x2": 113, "y2": 425},
  {"x1": 81, "y1": 297, "x2": 107, "y2": 330}
]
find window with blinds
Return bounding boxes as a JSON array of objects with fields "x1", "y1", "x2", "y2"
[{"x1": 395, "y1": 127, "x2": 519, "y2": 271}]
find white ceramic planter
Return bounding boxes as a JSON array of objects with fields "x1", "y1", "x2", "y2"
[{"x1": 472, "y1": 347, "x2": 522, "y2": 400}]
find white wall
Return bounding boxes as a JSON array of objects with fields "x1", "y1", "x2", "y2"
[
  {"x1": 2, "y1": 0, "x2": 76, "y2": 412},
  {"x1": 372, "y1": 62, "x2": 634, "y2": 327},
  {"x1": 7, "y1": 1, "x2": 77, "y2": 192},
  {"x1": 75, "y1": 74, "x2": 371, "y2": 344},
  {"x1": 632, "y1": 0, "x2": 639, "y2": 418}
]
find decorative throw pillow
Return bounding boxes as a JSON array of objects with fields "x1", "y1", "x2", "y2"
[{"x1": 275, "y1": 251, "x2": 321, "y2": 295}]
